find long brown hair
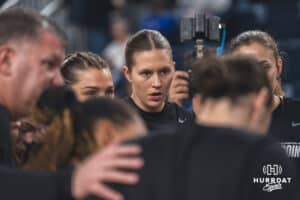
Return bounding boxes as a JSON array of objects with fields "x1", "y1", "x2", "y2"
[
  {"x1": 23, "y1": 86, "x2": 141, "y2": 171},
  {"x1": 229, "y1": 30, "x2": 283, "y2": 96}
]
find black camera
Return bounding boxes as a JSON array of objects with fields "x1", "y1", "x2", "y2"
[
  {"x1": 180, "y1": 13, "x2": 221, "y2": 43},
  {"x1": 179, "y1": 13, "x2": 224, "y2": 100},
  {"x1": 180, "y1": 12, "x2": 223, "y2": 59}
]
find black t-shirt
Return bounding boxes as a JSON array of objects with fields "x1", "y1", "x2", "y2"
[
  {"x1": 269, "y1": 97, "x2": 300, "y2": 176},
  {"x1": 124, "y1": 97, "x2": 194, "y2": 131},
  {"x1": 0, "y1": 105, "x2": 14, "y2": 167},
  {"x1": 88, "y1": 124, "x2": 299, "y2": 200}
]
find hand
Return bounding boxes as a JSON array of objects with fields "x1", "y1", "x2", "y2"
[
  {"x1": 168, "y1": 71, "x2": 190, "y2": 107},
  {"x1": 71, "y1": 143, "x2": 144, "y2": 200}
]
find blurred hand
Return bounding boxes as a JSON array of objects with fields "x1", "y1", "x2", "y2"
[
  {"x1": 168, "y1": 71, "x2": 190, "y2": 107},
  {"x1": 71, "y1": 143, "x2": 143, "y2": 200}
]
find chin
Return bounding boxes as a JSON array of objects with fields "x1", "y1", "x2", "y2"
[{"x1": 147, "y1": 101, "x2": 164, "y2": 111}]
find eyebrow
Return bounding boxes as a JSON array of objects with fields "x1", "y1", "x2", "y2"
[
  {"x1": 82, "y1": 86, "x2": 100, "y2": 90},
  {"x1": 259, "y1": 60, "x2": 271, "y2": 64},
  {"x1": 159, "y1": 66, "x2": 172, "y2": 70},
  {"x1": 106, "y1": 86, "x2": 115, "y2": 90},
  {"x1": 82, "y1": 85, "x2": 114, "y2": 90}
]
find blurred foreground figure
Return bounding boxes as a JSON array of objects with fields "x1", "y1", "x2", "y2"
[
  {"x1": 0, "y1": 8, "x2": 142, "y2": 200},
  {"x1": 23, "y1": 86, "x2": 146, "y2": 171}
]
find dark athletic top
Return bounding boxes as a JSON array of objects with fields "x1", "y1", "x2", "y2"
[
  {"x1": 269, "y1": 97, "x2": 300, "y2": 176},
  {"x1": 124, "y1": 97, "x2": 194, "y2": 131},
  {"x1": 89, "y1": 124, "x2": 299, "y2": 200}
]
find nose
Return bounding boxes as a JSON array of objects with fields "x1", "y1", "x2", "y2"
[
  {"x1": 98, "y1": 91, "x2": 105, "y2": 97},
  {"x1": 152, "y1": 74, "x2": 162, "y2": 88},
  {"x1": 51, "y1": 69, "x2": 64, "y2": 86}
]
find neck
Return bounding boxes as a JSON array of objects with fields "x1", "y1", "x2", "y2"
[{"x1": 195, "y1": 101, "x2": 250, "y2": 131}]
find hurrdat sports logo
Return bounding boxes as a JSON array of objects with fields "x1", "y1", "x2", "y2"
[{"x1": 252, "y1": 164, "x2": 292, "y2": 192}]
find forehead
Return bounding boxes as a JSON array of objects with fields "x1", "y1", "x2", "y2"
[
  {"x1": 19, "y1": 30, "x2": 65, "y2": 60},
  {"x1": 131, "y1": 49, "x2": 173, "y2": 70},
  {"x1": 75, "y1": 68, "x2": 113, "y2": 86},
  {"x1": 233, "y1": 43, "x2": 275, "y2": 63}
]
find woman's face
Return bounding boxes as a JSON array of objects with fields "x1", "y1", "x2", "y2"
[
  {"x1": 124, "y1": 49, "x2": 175, "y2": 112},
  {"x1": 71, "y1": 68, "x2": 114, "y2": 102},
  {"x1": 233, "y1": 43, "x2": 282, "y2": 93}
]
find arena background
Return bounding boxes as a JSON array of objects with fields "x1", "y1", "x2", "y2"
[{"x1": 1, "y1": 0, "x2": 299, "y2": 98}]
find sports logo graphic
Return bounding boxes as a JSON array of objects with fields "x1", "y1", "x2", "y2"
[{"x1": 253, "y1": 164, "x2": 292, "y2": 192}]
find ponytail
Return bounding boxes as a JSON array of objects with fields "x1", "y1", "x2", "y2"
[{"x1": 23, "y1": 86, "x2": 79, "y2": 171}]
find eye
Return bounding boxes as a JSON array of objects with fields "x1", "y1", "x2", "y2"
[
  {"x1": 42, "y1": 59, "x2": 57, "y2": 71},
  {"x1": 105, "y1": 88, "x2": 115, "y2": 97},
  {"x1": 262, "y1": 64, "x2": 272, "y2": 71},
  {"x1": 259, "y1": 61, "x2": 273, "y2": 71},
  {"x1": 83, "y1": 90, "x2": 98, "y2": 97},
  {"x1": 159, "y1": 68, "x2": 171, "y2": 76},
  {"x1": 140, "y1": 71, "x2": 152, "y2": 78}
]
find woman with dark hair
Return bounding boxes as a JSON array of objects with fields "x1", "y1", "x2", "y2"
[
  {"x1": 123, "y1": 29, "x2": 193, "y2": 131},
  {"x1": 23, "y1": 87, "x2": 146, "y2": 171},
  {"x1": 61, "y1": 52, "x2": 115, "y2": 101},
  {"x1": 88, "y1": 55, "x2": 299, "y2": 200},
  {"x1": 229, "y1": 30, "x2": 300, "y2": 174}
]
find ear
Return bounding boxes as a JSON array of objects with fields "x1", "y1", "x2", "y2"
[
  {"x1": 276, "y1": 58, "x2": 283, "y2": 78},
  {"x1": 95, "y1": 120, "x2": 117, "y2": 147},
  {"x1": 192, "y1": 94, "x2": 203, "y2": 116},
  {"x1": 122, "y1": 65, "x2": 132, "y2": 82},
  {"x1": 0, "y1": 46, "x2": 14, "y2": 76}
]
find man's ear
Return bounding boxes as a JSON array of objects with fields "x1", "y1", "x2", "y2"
[
  {"x1": 122, "y1": 66, "x2": 132, "y2": 82},
  {"x1": 0, "y1": 46, "x2": 14, "y2": 76},
  {"x1": 95, "y1": 120, "x2": 117, "y2": 147}
]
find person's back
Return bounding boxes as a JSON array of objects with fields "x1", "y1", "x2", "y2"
[{"x1": 88, "y1": 124, "x2": 298, "y2": 200}]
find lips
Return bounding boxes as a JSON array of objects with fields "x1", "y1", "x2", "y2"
[{"x1": 148, "y1": 92, "x2": 163, "y2": 101}]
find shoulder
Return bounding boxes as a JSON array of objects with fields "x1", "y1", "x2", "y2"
[
  {"x1": 203, "y1": 126, "x2": 267, "y2": 146},
  {"x1": 275, "y1": 97, "x2": 300, "y2": 118},
  {"x1": 129, "y1": 129, "x2": 182, "y2": 152},
  {"x1": 122, "y1": 97, "x2": 135, "y2": 107},
  {"x1": 280, "y1": 97, "x2": 300, "y2": 112}
]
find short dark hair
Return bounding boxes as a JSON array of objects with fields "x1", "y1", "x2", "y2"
[
  {"x1": 191, "y1": 55, "x2": 272, "y2": 107},
  {"x1": 125, "y1": 29, "x2": 172, "y2": 70},
  {"x1": 61, "y1": 52, "x2": 110, "y2": 85},
  {"x1": 0, "y1": 8, "x2": 67, "y2": 46}
]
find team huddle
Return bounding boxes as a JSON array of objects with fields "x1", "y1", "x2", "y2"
[{"x1": 0, "y1": 7, "x2": 299, "y2": 200}]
